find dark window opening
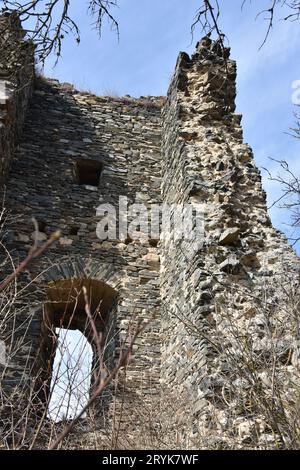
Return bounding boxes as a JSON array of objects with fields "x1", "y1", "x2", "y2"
[
  {"x1": 73, "y1": 159, "x2": 103, "y2": 187},
  {"x1": 37, "y1": 220, "x2": 47, "y2": 233},
  {"x1": 69, "y1": 225, "x2": 80, "y2": 236}
]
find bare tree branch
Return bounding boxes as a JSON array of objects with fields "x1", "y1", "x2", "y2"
[
  {"x1": 0, "y1": 0, "x2": 118, "y2": 62},
  {"x1": 263, "y1": 158, "x2": 300, "y2": 246},
  {"x1": 191, "y1": 0, "x2": 300, "y2": 49},
  {"x1": 0, "y1": 225, "x2": 61, "y2": 293}
]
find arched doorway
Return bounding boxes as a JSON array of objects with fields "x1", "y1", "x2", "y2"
[{"x1": 39, "y1": 277, "x2": 118, "y2": 421}]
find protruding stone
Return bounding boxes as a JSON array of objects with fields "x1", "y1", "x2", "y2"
[
  {"x1": 16, "y1": 232, "x2": 30, "y2": 242},
  {"x1": 241, "y1": 251, "x2": 260, "y2": 268},
  {"x1": 59, "y1": 237, "x2": 73, "y2": 246},
  {"x1": 219, "y1": 227, "x2": 240, "y2": 245},
  {"x1": 142, "y1": 252, "x2": 160, "y2": 271},
  {"x1": 219, "y1": 257, "x2": 242, "y2": 274},
  {"x1": 30, "y1": 231, "x2": 47, "y2": 242}
]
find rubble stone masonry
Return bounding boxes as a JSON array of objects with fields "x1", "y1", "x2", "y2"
[{"x1": 0, "y1": 17, "x2": 299, "y2": 449}]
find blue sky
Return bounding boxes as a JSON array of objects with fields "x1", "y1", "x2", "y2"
[{"x1": 43, "y1": 0, "x2": 300, "y2": 245}]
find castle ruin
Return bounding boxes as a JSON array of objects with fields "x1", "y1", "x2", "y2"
[{"x1": 0, "y1": 14, "x2": 300, "y2": 449}]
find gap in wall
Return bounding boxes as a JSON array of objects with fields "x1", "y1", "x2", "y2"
[{"x1": 47, "y1": 328, "x2": 93, "y2": 423}]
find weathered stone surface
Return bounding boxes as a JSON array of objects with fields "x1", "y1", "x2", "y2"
[
  {"x1": 0, "y1": 14, "x2": 34, "y2": 182},
  {"x1": 160, "y1": 34, "x2": 300, "y2": 449}
]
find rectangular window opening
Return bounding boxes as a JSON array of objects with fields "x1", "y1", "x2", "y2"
[{"x1": 73, "y1": 159, "x2": 103, "y2": 187}]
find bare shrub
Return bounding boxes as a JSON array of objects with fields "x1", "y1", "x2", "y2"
[{"x1": 160, "y1": 272, "x2": 300, "y2": 449}]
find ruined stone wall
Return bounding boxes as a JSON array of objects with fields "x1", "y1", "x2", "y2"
[
  {"x1": 0, "y1": 14, "x2": 35, "y2": 182},
  {"x1": 1, "y1": 72, "x2": 163, "y2": 444},
  {"x1": 160, "y1": 39, "x2": 300, "y2": 448}
]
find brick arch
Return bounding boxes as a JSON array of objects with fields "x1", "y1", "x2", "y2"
[
  {"x1": 33, "y1": 256, "x2": 124, "y2": 336},
  {"x1": 36, "y1": 256, "x2": 124, "y2": 292}
]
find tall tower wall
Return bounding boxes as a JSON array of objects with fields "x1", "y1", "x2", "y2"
[{"x1": 160, "y1": 39, "x2": 300, "y2": 447}]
